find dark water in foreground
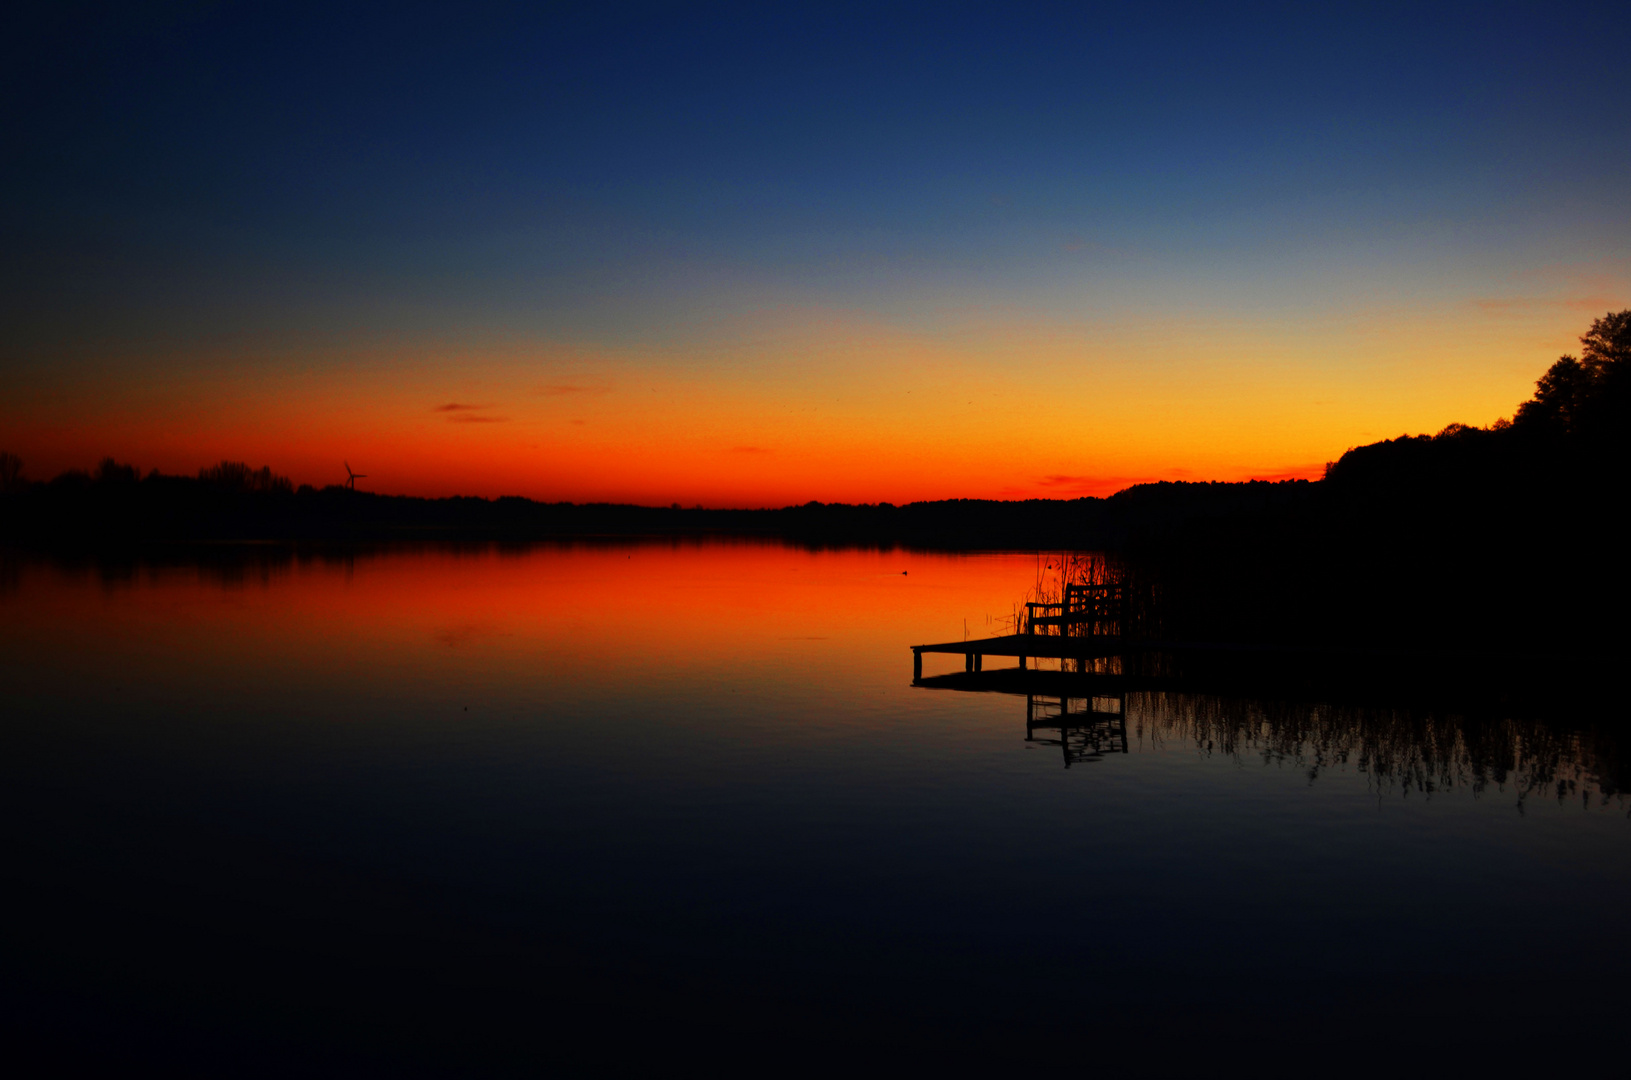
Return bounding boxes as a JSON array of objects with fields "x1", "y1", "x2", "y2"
[{"x1": 2, "y1": 543, "x2": 1627, "y2": 1074}]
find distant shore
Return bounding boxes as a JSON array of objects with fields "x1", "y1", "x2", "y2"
[{"x1": 0, "y1": 476, "x2": 1313, "y2": 549}]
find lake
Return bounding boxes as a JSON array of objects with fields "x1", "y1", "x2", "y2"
[{"x1": 2, "y1": 541, "x2": 1626, "y2": 1074}]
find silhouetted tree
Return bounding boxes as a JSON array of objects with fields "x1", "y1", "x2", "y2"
[
  {"x1": 0, "y1": 451, "x2": 21, "y2": 493},
  {"x1": 95, "y1": 457, "x2": 139, "y2": 485},
  {"x1": 1580, "y1": 308, "x2": 1631, "y2": 374},
  {"x1": 197, "y1": 461, "x2": 293, "y2": 495},
  {"x1": 1514, "y1": 354, "x2": 1592, "y2": 433},
  {"x1": 1513, "y1": 309, "x2": 1631, "y2": 441}
]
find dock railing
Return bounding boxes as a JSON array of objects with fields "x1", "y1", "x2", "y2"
[{"x1": 1024, "y1": 583, "x2": 1127, "y2": 639}]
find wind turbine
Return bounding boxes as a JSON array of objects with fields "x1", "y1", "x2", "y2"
[{"x1": 344, "y1": 461, "x2": 367, "y2": 490}]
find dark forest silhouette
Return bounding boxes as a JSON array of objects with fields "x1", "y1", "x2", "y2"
[
  {"x1": 1145, "y1": 309, "x2": 1630, "y2": 651},
  {"x1": 4, "y1": 310, "x2": 1627, "y2": 650}
]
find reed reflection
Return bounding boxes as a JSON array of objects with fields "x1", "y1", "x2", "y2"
[
  {"x1": 926, "y1": 673, "x2": 1630, "y2": 810},
  {"x1": 1130, "y1": 690, "x2": 1628, "y2": 810}
]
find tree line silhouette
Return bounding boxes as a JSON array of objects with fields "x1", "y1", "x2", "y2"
[
  {"x1": 1142, "y1": 309, "x2": 1629, "y2": 650},
  {"x1": 3, "y1": 310, "x2": 1626, "y2": 650}
]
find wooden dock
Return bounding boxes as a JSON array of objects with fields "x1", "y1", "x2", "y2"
[
  {"x1": 907, "y1": 632, "x2": 1342, "y2": 679},
  {"x1": 911, "y1": 581, "x2": 1146, "y2": 679},
  {"x1": 908, "y1": 580, "x2": 1530, "y2": 690},
  {"x1": 910, "y1": 633, "x2": 1132, "y2": 678}
]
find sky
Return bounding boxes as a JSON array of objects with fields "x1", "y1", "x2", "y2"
[{"x1": 2, "y1": 1, "x2": 1628, "y2": 505}]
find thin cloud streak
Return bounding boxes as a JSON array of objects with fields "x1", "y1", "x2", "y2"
[
  {"x1": 536, "y1": 384, "x2": 610, "y2": 397},
  {"x1": 1475, "y1": 296, "x2": 1619, "y2": 315},
  {"x1": 433, "y1": 402, "x2": 507, "y2": 424}
]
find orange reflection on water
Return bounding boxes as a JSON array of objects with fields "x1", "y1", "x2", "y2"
[{"x1": 0, "y1": 543, "x2": 1046, "y2": 701}]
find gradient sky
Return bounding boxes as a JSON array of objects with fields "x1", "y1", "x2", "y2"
[{"x1": 3, "y1": 1, "x2": 1628, "y2": 504}]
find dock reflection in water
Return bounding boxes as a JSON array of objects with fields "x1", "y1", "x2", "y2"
[{"x1": 1024, "y1": 693, "x2": 1129, "y2": 766}]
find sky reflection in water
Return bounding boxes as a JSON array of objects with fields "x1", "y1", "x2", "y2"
[{"x1": 2, "y1": 542, "x2": 1626, "y2": 1070}]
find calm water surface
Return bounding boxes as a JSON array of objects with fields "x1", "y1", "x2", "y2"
[{"x1": 3, "y1": 542, "x2": 1626, "y2": 1072}]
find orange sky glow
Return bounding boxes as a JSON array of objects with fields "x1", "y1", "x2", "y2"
[{"x1": 4, "y1": 287, "x2": 1620, "y2": 506}]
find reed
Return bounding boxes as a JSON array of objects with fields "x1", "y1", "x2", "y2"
[{"x1": 1008, "y1": 553, "x2": 1170, "y2": 674}]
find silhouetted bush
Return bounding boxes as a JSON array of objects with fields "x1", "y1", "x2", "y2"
[{"x1": 47, "y1": 469, "x2": 92, "y2": 490}]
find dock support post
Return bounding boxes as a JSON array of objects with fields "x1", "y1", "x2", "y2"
[
  {"x1": 965, "y1": 652, "x2": 974, "y2": 672},
  {"x1": 913, "y1": 649, "x2": 922, "y2": 682},
  {"x1": 1019, "y1": 654, "x2": 1027, "y2": 670}
]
